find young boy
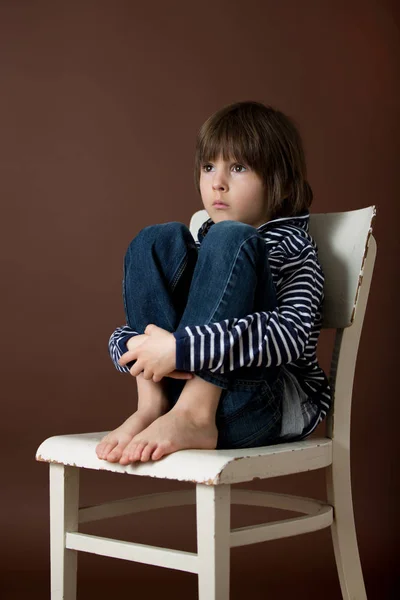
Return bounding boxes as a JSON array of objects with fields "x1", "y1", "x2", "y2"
[{"x1": 96, "y1": 101, "x2": 331, "y2": 465}]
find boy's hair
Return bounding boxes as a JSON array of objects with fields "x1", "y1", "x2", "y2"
[{"x1": 194, "y1": 101, "x2": 313, "y2": 220}]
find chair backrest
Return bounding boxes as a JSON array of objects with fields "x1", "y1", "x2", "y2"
[
  {"x1": 190, "y1": 206, "x2": 376, "y2": 328},
  {"x1": 189, "y1": 206, "x2": 377, "y2": 439},
  {"x1": 308, "y1": 207, "x2": 376, "y2": 329}
]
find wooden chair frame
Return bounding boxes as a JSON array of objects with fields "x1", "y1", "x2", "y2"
[{"x1": 36, "y1": 205, "x2": 377, "y2": 599}]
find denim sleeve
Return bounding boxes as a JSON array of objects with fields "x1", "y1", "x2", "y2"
[
  {"x1": 108, "y1": 325, "x2": 139, "y2": 373},
  {"x1": 173, "y1": 242, "x2": 324, "y2": 373}
]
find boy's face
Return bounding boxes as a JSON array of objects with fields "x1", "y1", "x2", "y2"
[{"x1": 199, "y1": 153, "x2": 270, "y2": 227}]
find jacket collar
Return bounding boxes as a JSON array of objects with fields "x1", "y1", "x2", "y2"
[{"x1": 197, "y1": 209, "x2": 310, "y2": 242}]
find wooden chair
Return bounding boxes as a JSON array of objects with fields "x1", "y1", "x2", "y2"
[{"x1": 36, "y1": 205, "x2": 377, "y2": 599}]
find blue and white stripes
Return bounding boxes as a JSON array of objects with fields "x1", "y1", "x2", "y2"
[
  {"x1": 108, "y1": 211, "x2": 332, "y2": 422},
  {"x1": 108, "y1": 327, "x2": 137, "y2": 373}
]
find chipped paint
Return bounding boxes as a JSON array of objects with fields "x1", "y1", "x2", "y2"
[
  {"x1": 36, "y1": 454, "x2": 79, "y2": 468},
  {"x1": 36, "y1": 433, "x2": 332, "y2": 486},
  {"x1": 350, "y1": 205, "x2": 376, "y2": 324}
]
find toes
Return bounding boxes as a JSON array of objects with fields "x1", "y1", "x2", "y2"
[
  {"x1": 140, "y1": 443, "x2": 157, "y2": 462},
  {"x1": 118, "y1": 445, "x2": 133, "y2": 464},
  {"x1": 132, "y1": 442, "x2": 147, "y2": 462},
  {"x1": 107, "y1": 444, "x2": 126, "y2": 462},
  {"x1": 98, "y1": 441, "x2": 117, "y2": 460},
  {"x1": 119, "y1": 450, "x2": 133, "y2": 465},
  {"x1": 132, "y1": 442, "x2": 148, "y2": 461},
  {"x1": 95, "y1": 439, "x2": 109, "y2": 457},
  {"x1": 119, "y1": 441, "x2": 145, "y2": 464},
  {"x1": 153, "y1": 439, "x2": 176, "y2": 460},
  {"x1": 95, "y1": 444, "x2": 105, "y2": 459},
  {"x1": 151, "y1": 445, "x2": 166, "y2": 461}
]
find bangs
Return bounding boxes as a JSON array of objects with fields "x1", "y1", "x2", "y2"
[
  {"x1": 193, "y1": 101, "x2": 313, "y2": 218},
  {"x1": 198, "y1": 117, "x2": 263, "y2": 170}
]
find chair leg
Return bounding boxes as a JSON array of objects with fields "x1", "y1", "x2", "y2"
[
  {"x1": 50, "y1": 464, "x2": 79, "y2": 600},
  {"x1": 326, "y1": 458, "x2": 367, "y2": 599},
  {"x1": 196, "y1": 484, "x2": 231, "y2": 600}
]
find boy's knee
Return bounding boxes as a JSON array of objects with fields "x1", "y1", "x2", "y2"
[
  {"x1": 128, "y1": 222, "x2": 192, "y2": 251},
  {"x1": 206, "y1": 220, "x2": 256, "y2": 240}
]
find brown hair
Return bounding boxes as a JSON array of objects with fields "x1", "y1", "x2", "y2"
[{"x1": 194, "y1": 101, "x2": 313, "y2": 220}]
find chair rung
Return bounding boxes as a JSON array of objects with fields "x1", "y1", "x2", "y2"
[
  {"x1": 79, "y1": 489, "x2": 330, "y2": 526},
  {"x1": 66, "y1": 532, "x2": 199, "y2": 573},
  {"x1": 230, "y1": 489, "x2": 328, "y2": 514},
  {"x1": 79, "y1": 490, "x2": 196, "y2": 523},
  {"x1": 230, "y1": 505, "x2": 333, "y2": 547}
]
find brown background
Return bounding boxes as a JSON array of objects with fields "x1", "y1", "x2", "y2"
[{"x1": 1, "y1": 1, "x2": 399, "y2": 599}]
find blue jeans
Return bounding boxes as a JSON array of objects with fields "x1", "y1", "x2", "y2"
[{"x1": 123, "y1": 220, "x2": 285, "y2": 449}]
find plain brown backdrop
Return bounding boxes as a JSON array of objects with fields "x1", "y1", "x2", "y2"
[{"x1": 1, "y1": 1, "x2": 399, "y2": 599}]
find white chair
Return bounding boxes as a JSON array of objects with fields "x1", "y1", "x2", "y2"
[{"x1": 36, "y1": 205, "x2": 377, "y2": 600}]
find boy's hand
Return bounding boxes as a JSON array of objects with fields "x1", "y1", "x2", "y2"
[{"x1": 119, "y1": 325, "x2": 193, "y2": 382}]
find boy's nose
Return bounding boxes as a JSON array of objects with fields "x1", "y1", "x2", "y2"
[
  {"x1": 212, "y1": 178, "x2": 228, "y2": 191},
  {"x1": 213, "y1": 184, "x2": 227, "y2": 192}
]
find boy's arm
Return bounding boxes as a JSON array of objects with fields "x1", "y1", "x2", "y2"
[
  {"x1": 172, "y1": 241, "x2": 324, "y2": 373},
  {"x1": 108, "y1": 324, "x2": 140, "y2": 373}
]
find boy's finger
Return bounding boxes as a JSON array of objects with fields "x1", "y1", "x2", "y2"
[
  {"x1": 129, "y1": 361, "x2": 143, "y2": 377},
  {"x1": 118, "y1": 350, "x2": 137, "y2": 366}
]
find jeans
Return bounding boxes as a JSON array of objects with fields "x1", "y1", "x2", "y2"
[{"x1": 122, "y1": 220, "x2": 285, "y2": 449}]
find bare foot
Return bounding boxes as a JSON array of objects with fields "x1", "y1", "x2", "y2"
[
  {"x1": 96, "y1": 374, "x2": 170, "y2": 462},
  {"x1": 118, "y1": 406, "x2": 218, "y2": 464}
]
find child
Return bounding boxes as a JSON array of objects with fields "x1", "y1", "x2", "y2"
[{"x1": 96, "y1": 100, "x2": 331, "y2": 465}]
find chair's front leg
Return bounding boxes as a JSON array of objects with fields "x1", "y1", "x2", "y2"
[
  {"x1": 196, "y1": 483, "x2": 231, "y2": 600},
  {"x1": 50, "y1": 464, "x2": 79, "y2": 600}
]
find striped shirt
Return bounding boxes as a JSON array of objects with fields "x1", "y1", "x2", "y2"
[{"x1": 108, "y1": 211, "x2": 332, "y2": 433}]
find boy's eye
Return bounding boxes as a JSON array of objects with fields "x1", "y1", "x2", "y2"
[
  {"x1": 202, "y1": 163, "x2": 247, "y2": 173},
  {"x1": 233, "y1": 164, "x2": 246, "y2": 173}
]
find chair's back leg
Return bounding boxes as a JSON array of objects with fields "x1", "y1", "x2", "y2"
[
  {"x1": 326, "y1": 455, "x2": 367, "y2": 599},
  {"x1": 196, "y1": 484, "x2": 231, "y2": 600},
  {"x1": 50, "y1": 464, "x2": 79, "y2": 600}
]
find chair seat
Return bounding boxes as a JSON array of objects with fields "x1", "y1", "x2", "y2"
[{"x1": 36, "y1": 432, "x2": 332, "y2": 485}]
